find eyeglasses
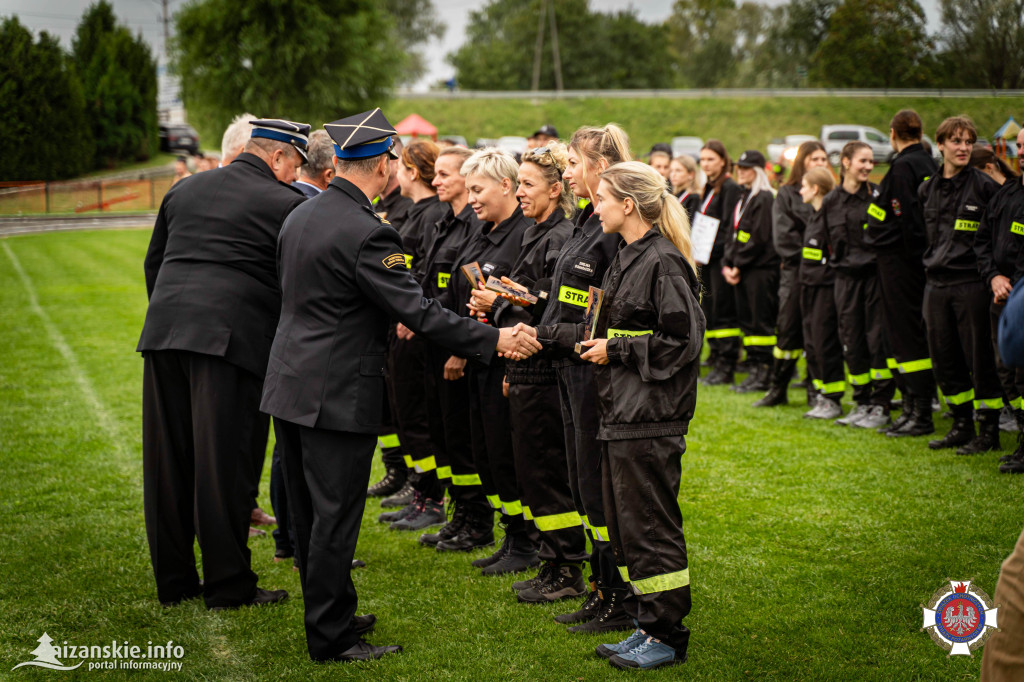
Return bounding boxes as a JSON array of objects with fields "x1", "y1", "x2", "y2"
[{"x1": 530, "y1": 146, "x2": 563, "y2": 173}]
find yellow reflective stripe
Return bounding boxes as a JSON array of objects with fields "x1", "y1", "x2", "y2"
[
  {"x1": 580, "y1": 515, "x2": 609, "y2": 541},
  {"x1": 533, "y1": 511, "x2": 582, "y2": 532},
  {"x1": 871, "y1": 368, "x2": 893, "y2": 380},
  {"x1": 379, "y1": 433, "x2": 400, "y2": 449},
  {"x1": 402, "y1": 454, "x2": 414, "y2": 468},
  {"x1": 607, "y1": 328, "x2": 653, "y2": 338},
  {"x1": 437, "y1": 272, "x2": 450, "y2": 289},
  {"x1": 618, "y1": 566, "x2": 631, "y2": 582},
  {"x1": 412, "y1": 455, "x2": 436, "y2": 473},
  {"x1": 802, "y1": 247, "x2": 823, "y2": 261},
  {"x1": 736, "y1": 230, "x2": 751, "y2": 243},
  {"x1": 630, "y1": 568, "x2": 690, "y2": 595},
  {"x1": 705, "y1": 328, "x2": 742, "y2": 339},
  {"x1": 773, "y1": 347, "x2": 802, "y2": 359},
  {"x1": 1011, "y1": 221, "x2": 1024, "y2": 236},
  {"x1": 404, "y1": 254, "x2": 414, "y2": 268},
  {"x1": 945, "y1": 389, "x2": 975, "y2": 406},
  {"x1": 820, "y1": 380, "x2": 845, "y2": 394},
  {"x1": 848, "y1": 372, "x2": 870, "y2": 386},
  {"x1": 486, "y1": 494, "x2": 501, "y2": 509},
  {"x1": 812, "y1": 379, "x2": 824, "y2": 390},
  {"x1": 523, "y1": 505, "x2": 533, "y2": 521},
  {"x1": 974, "y1": 397, "x2": 1005, "y2": 411},
  {"x1": 954, "y1": 219, "x2": 979, "y2": 232},
  {"x1": 886, "y1": 358, "x2": 899, "y2": 369},
  {"x1": 1012, "y1": 396, "x2": 1024, "y2": 410},
  {"x1": 451, "y1": 473, "x2": 482, "y2": 486},
  {"x1": 436, "y1": 466, "x2": 452, "y2": 480},
  {"x1": 868, "y1": 203, "x2": 886, "y2": 221},
  {"x1": 558, "y1": 285, "x2": 589, "y2": 307},
  {"x1": 899, "y1": 358, "x2": 933, "y2": 373},
  {"x1": 500, "y1": 499, "x2": 523, "y2": 516},
  {"x1": 743, "y1": 335, "x2": 777, "y2": 346}
]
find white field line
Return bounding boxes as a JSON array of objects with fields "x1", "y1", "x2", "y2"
[{"x1": 2, "y1": 240, "x2": 124, "y2": 454}]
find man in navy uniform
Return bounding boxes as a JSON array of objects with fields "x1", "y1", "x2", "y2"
[
  {"x1": 260, "y1": 109, "x2": 541, "y2": 662},
  {"x1": 138, "y1": 119, "x2": 309, "y2": 610}
]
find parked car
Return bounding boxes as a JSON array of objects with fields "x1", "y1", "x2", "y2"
[
  {"x1": 475, "y1": 138, "x2": 498, "y2": 149},
  {"x1": 921, "y1": 135, "x2": 943, "y2": 165},
  {"x1": 766, "y1": 134, "x2": 818, "y2": 166},
  {"x1": 159, "y1": 124, "x2": 200, "y2": 155},
  {"x1": 671, "y1": 136, "x2": 704, "y2": 160},
  {"x1": 498, "y1": 136, "x2": 528, "y2": 157},
  {"x1": 820, "y1": 124, "x2": 891, "y2": 165}
]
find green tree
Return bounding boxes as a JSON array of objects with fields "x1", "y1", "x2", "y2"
[
  {"x1": 447, "y1": 0, "x2": 674, "y2": 90},
  {"x1": 939, "y1": 0, "x2": 1024, "y2": 89},
  {"x1": 0, "y1": 16, "x2": 93, "y2": 180},
  {"x1": 383, "y1": 0, "x2": 446, "y2": 86},
  {"x1": 72, "y1": 1, "x2": 158, "y2": 168},
  {"x1": 665, "y1": 0, "x2": 739, "y2": 87},
  {"x1": 173, "y1": 0, "x2": 403, "y2": 138},
  {"x1": 809, "y1": 0, "x2": 937, "y2": 87}
]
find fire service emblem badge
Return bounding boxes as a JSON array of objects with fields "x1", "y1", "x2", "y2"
[{"x1": 921, "y1": 580, "x2": 998, "y2": 656}]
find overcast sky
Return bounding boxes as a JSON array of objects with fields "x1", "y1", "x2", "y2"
[{"x1": 5, "y1": 0, "x2": 941, "y2": 91}]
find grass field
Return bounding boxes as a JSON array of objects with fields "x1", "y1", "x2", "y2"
[{"x1": 1, "y1": 227, "x2": 1022, "y2": 680}]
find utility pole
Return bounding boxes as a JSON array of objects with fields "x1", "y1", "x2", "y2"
[
  {"x1": 161, "y1": 0, "x2": 170, "y2": 57},
  {"x1": 547, "y1": 0, "x2": 563, "y2": 92},
  {"x1": 531, "y1": 0, "x2": 546, "y2": 91}
]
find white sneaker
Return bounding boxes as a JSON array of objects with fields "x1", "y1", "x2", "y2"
[
  {"x1": 814, "y1": 398, "x2": 842, "y2": 420},
  {"x1": 852, "y1": 405, "x2": 891, "y2": 430},
  {"x1": 835, "y1": 404, "x2": 871, "y2": 426}
]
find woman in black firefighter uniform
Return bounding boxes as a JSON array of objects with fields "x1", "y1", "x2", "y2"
[
  {"x1": 799, "y1": 167, "x2": 846, "y2": 420},
  {"x1": 827, "y1": 141, "x2": 895, "y2": 430},
  {"x1": 522, "y1": 124, "x2": 634, "y2": 633},
  {"x1": 447, "y1": 148, "x2": 532, "y2": 575},
  {"x1": 974, "y1": 158, "x2": 1024, "y2": 472},
  {"x1": 381, "y1": 139, "x2": 450, "y2": 531},
  {"x1": 669, "y1": 155, "x2": 702, "y2": 222},
  {"x1": 513, "y1": 161, "x2": 704, "y2": 670},
  {"x1": 722, "y1": 150, "x2": 779, "y2": 394},
  {"x1": 471, "y1": 143, "x2": 586, "y2": 601},
  {"x1": 698, "y1": 140, "x2": 743, "y2": 385},
  {"x1": 919, "y1": 116, "x2": 1002, "y2": 454},
  {"x1": 756, "y1": 141, "x2": 828, "y2": 407}
]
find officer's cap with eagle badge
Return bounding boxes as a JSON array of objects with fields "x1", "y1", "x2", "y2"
[
  {"x1": 324, "y1": 109, "x2": 399, "y2": 161},
  {"x1": 249, "y1": 119, "x2": 311, "y2": 161}
]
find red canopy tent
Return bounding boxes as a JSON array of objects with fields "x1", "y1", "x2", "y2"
[{"x1": 394, "y1": 113, "x2": 438, "y2": 141}]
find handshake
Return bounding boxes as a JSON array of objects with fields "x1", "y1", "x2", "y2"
[{"x1": 496, "y1": 323, "x2": 542, "y2": 361}]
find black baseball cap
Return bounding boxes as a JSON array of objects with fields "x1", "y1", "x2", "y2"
[
  {"x1": 531, "y1": 124, "x2": 558, "y2": 139},
  {"x1": 736, "y1": 150, "x2": 766, "y2": 168}
]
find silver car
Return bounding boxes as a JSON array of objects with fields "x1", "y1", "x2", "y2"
[{"x1": 820, "y1": 125, "x2": 892, "y2": 165}]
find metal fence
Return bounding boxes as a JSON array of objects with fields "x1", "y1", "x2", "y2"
[
  {"x1": 0, "y1": 173, "x2": 173, "y2": 217},
  {"x1": 396, "y1": 87, "x2": 1024, "y2": 100}
]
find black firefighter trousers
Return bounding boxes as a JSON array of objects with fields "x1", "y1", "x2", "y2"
[
  {"x1": 734, "y1": 266, "x2": 779, "y2": 364},
  {"x1": 604, "y1": 434, "x2": 691, "y2": 654},
  {"x1": 700, "y1": 257, "x2": 742, "y2": 365},
  {"x1": 875, "y1": 248, "x2": 936, "y2": 399},
  {"x1": 801, "y1": 284, "x2": 846, "y2": 402},
  {"x1": 835, "y1": 271, "x2": 895, "y2": 407},
  {"x1": 386, "y1": 334, "x2": 442, "y2": 500}
]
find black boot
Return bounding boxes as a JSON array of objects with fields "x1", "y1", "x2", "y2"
[
  {"x1": 419, "y1": 505, "x2": 466, "y2": 547},
  {"x1": 436, "y1": 509, "x2": 494, "y2": 552},
  {"x1": 753, "y1": 383, "x2": 787, "y2": 407},
  {"x1": 880, "y1": 394, "x2": 915, "y2": 434},
  {"x1": 554, "y1": 578, "x2": 601, "y2": 624},
  {"x1": 566, "y1": 586, "x2": 634, "y2": 634},
  {"x1": 1000, "y1": 410, "x2": 1024, "y2": 463},
  {"x1": 367, "y1": 465, "x2": 407, "y2": 497},
  {"x1": 888, "y1": 396, "x2": 934, "y2": 437},
  {"x1": 472, "y1": 532, "x2": 510, "y2": 568},
  {"x1": 702, "y1": 358, "x2": 735, "y2": 386},
  {"x1": 481, "y1": 531, "x2": 540, "y2": 576},
  {"x1": 999, "y1": 416, "x2": 1024, "y2": 472},
  {"x1": 957, "y1": 410, "x2": 1002, "y2": 455},
  {"x1": 928, "y1": 414, "x2": 975, "y2": 450},
  {"x1": 733, "y1": 363, "x2": 769, "y2": 394},
  {"x1": 749, "y1": 363, "x2": 771, "y2": 392}
]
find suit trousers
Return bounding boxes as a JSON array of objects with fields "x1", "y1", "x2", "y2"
[
  {"x1": 924, "y1": 281, "x2": 1003, "y2": 416},
  {"x1": 386, "y1": 334, "x2": 441, "y2": 499},
  {"x1": 981, "y1": 524, "x2": 1024, "y2": 682},
  {"x1": 508, "y1": 382, "x2": 587, "y2": 564},
  {"x1": 835, "y1": 271, "x2": 895, "y2": 407},
  {"x1": 275, "y1": 419, "x2": 376, "y2": 661},
  {"x1": 701, "y1": 257, "x2": 742, "y2": 364},
  {"x1": 875, "y1": 248, "x2": 936, "y2": 398},
  {"x1": 801, "y1": 284, "x2": 846, "y2": 401},
  {"x1": 991, "y1": 302, "x2": 1024, "y2": 409},
  {"x1": 142, "y1": 349, "x2": 261, "y2": 608},
  {"x1": 556, "y1": 363, "x2": 628, "y2": 590},
  {"x1": 603, "y1": 435, "x2": 691, "y2": 653},
  {"x1": 735, "y1": 266, "x2": 779, "y2": 364}
]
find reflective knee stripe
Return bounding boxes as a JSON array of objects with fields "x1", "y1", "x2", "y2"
[
  {"x1": 820, "y1": 380, "x2": 845, "y2": 394},
  {"x1": 500, "y1": 499, "x2": 523, "y2": 516},
  {"x1": 533, "y1": 511, "x2": 582, "y2": 532},
  {"x1": 451, "y1": 473, "x2": 482, "y2": 486},
  {"x1": 871, "y1": 367, "x2": 893, "y2": 380},
  {"x1": 402, "y1": 454, "x2": 414, "y2": 468},
  {"x1": 618, "y1": 566, "x2": 630, "y2": 582},
  {"x1": 898, "y1": 358, "x2": 932, "y2": 373},
  {"x1": 630, "y1": 568, "x2": 691, "y2": 595},
  {"x1": 1012, "y1": 397, "x2": 1024, "y2": 410},
  {"x1": 486, "y1": 494, "x2": 501, "y2": 509},
  {"x1": 773, "y1": 347, "x2": 802, "y2": 360},
  {"x1": 886, "y1": 358, "x2": 899, "y2": 370},
  {"x1": 705, "y1": 328, "x2": 742, "y2": 339},
  {"x1": 379, "y1": 433, "x2": 400, "y2": 449},
  {"x1": 974, "y1": 397, "x2": 1005, "y2": 411},
  {"x1": 580, "y1": 515, "x2": 609, "y2": 542},
  {"x1": 436, "y1": 466, "x2": 452, "y2": 480},
  {"x1": 743, "y1": 335, "x2": 777, "y2": 346},
  {"x1": 812, "y1": 378, "x2": 823, "y2": 390},
  {"x1": 848, "y1": 372, "x2": 870, "y2": 386},
  {"x1": 412, "y1": 455, "x2": 436, "y2": 473},
  {"x1": 523, "y1": 505, "x2": 533, "y2": 521},
  {"x1": 945, "y1": 389, "x2": 975, "y2": 406}
]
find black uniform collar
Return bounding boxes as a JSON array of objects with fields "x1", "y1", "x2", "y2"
[
  {"x1": 408, "y1": 193, "x2": 440, "y2": 217},
  {"x1": 521, "y1": 208, "x2": 563, "y2": 247},
  {"x1": 617, "y1": 227, "x2": 660, "y2": 271},
  {"x1": 895, "y1": 142, "x2": 925, "y2": 160},
  {"x1": 328, "y1": 176, "x2": 375, "y2": 208},
  {"x1": 574, "y1": 202, "x2": 595, "y2": 230},
  {"x1": 231, "y1": 152, "x2": 277, "y2": 181},
  {"x1": 840, "y1": 181, "x2": 874, "y2": 202},
  {"x1": 481, "y1": 205, "x2": 526, "y2": 245},
  {"x1": 455, "y1": 202, "x2": 477, "y2": 224},
  {"x1": 937, "y1": 165, "x2": 972, "y2": 189}
]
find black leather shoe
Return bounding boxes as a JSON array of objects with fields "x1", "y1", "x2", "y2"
[
  {"x1": 322, "y1": 639, "x2": 402, "y2": 662},
  {"x1": 160, "y1": 586, "x2": 203, "y2": 608},
  {"x1": 956, "y1": 420, "x2": 1001, "y2": 455},
  {"x1": 209, "y1": 588, "x2": 288, "y2": 611},
  {"x1": 928, "y1": 417, "x2": 975, "y2": 450},
  {"x1": 352, "y1": 613, "x2": 376, "y2": 636},
  {"x1": 351, "y1": 559, "x2": 366, "y2": 569},
  {"x1": 752, "y1": 385, "x2": 787, "y2": 407}
]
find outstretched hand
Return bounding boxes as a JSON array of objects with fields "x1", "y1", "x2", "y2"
[{"x1": 497, "y1": 324, "x2": 541, "y2": 361}]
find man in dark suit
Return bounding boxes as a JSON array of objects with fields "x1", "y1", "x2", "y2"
[
  {"x1": 291, "y1": 130, "x2": 335, "y2": 198},
  {"x1": 260, "y1": 109, "x2": 541, "y2": 662},
  {"x1": 138, "y1": 118, "x2": 309, "y2": 610}
]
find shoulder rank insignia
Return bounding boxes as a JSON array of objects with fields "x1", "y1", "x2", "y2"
[
  {"x1": 382, "y1": 253, "x2": 406, "y2": 269},
  {"x1": 361, "y1": 204, "x2": 391, "y2": 225}
]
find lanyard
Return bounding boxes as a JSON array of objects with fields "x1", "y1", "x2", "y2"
[
  {"x1": 700, "y1": 190, "x2": 715, "y2": 215},
  {"x1": 733, "y1": 196, "x2": 748, "y2": 230},
  {"x1": 678, "y1": 190, "x2": 690, "y2": 205}
]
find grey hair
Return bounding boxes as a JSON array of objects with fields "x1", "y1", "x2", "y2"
[
  {"x1": 747, "y1": 166, "x2": 774, "y2": 198},
  {"x1": 336, "y1": 154, "x2": 384, "y2": 176},
  {"x1": 221, "y1": 112, "x2": 256, "y2": 159},
  {"x1": 300, "y1": 130, "x2": 334, "y2": 178}
]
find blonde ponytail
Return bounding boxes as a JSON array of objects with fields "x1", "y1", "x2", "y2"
[{"x1": 569, "y1": 123, "x2": 633, "y2": 200}]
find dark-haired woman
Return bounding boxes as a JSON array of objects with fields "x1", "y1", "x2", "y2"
[
  {"x1": 755, "y1": 140, "x2": 828, "y2": 407},
  {"x1": 698, "y1": 140, "x2": 743, "y2": 385}
]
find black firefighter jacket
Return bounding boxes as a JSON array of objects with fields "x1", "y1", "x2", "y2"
[
  {"x1": 975, "y1": 176, "x2": 1024, "y2": 287},
  {"x1": 723, "y1": 188, "x2": 778, "y2": 270},
  {"x1": 773, "y1": 183, "x2": 814, "y2": 267},
  {"x1": 919, "y1": 166, "x2": 1000, "y2": 286},
  {"x1": 863, "y1": 142, "x2": 936, "y2": 254},
  {"x1": 399, "y1": 194, "x2": 447, "y2": 284},
  {"x1": 421, "y1": 203, "x2": 482, "y2": 306},
  {"x1": 822, "y1": 181, "x2": 879, "y2": 276},
  {"x1": 259, "y1": 177, "x2": 498, "y2": 433},
  {"x1": 800, "y1": 206, "x2": 833, "y2": 288},
  {"x1": 137, "y1": 152, "x2": 306, "y2": 378},
  {"x1": 701, "y1": 177, "x2": 743, "y2": 262},
  {"x1": 536, "y1": 229, "x2": 706, "y2": 440}
]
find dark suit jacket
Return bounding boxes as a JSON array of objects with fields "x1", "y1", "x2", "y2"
[
  {"x1": 137, "y1": 153, "x2": 306, "y2": 377},
  {"x1": 260, "y1": 177, "x2": 499, "y2": 433},
  {"x1": 291, "y1": 180, "x2": 321, "y2": 198}
]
